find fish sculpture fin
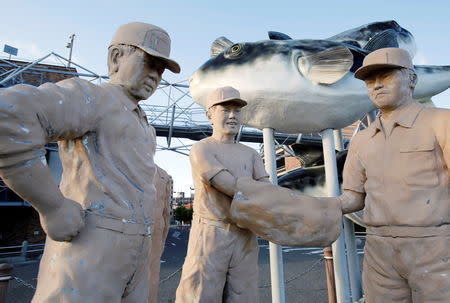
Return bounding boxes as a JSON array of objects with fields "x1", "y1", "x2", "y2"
[
  {"x1": 210, "y1": 36, "x2": 234, "y2": 57},
  {"x1": 363, "y1": 29, "x2": 400, "y2": 51},
  {"x1": 364, "y1": 29, "x2": 417, "y2": 58},
  {"x1": 297, "y1": 46, "x2": 354, "y2": 84},
  {"x1": 327, "y1": 20, "x2": 416, "y2": 58},
  {"x1": 268, "y1": 31, "x2": 293, "y2": 40}
]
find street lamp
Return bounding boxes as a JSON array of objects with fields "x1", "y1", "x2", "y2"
[{"x1": 66, "y1": 34, "x2": 75, "y2": 68}]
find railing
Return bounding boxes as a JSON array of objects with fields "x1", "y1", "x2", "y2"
[
  {"x1": 0, "y1": 241, "x2": 44, "y2": 262},
  {"x1": 354, "y1": 232, "x2": 366, "y2": 238}
]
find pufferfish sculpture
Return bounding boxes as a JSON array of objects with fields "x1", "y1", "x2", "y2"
[{"x1": 189, "y1": 20, "x2": 450, "y2": 133}]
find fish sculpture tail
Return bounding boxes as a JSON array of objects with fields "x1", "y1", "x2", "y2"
[{"x1": 414, "y1": 65, "x2": 450, "y2": 100}]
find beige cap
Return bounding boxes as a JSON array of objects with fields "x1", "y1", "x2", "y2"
[
  {"x1": 206, "y1": 86, "x2": 247, "y2": 110},
  {"x1": 110, "y1": 22, "x2": 180, "y2": 73},
  {"x1": 354, "y1": 47, "x2": 414, "y2": 80}
]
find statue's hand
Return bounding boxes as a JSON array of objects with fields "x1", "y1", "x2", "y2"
[{"x1": 39, "y1": 199, "x2": 85, "y2": 242}]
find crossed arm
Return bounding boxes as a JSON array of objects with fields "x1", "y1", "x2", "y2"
[
  {"x1": 190, "y1": 143, "x2": 269, "y2": 198},
  {"x1": 210, "y1": 170, "x2": 239, "y2": 197}
]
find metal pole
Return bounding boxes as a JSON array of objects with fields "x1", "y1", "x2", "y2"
[
  {"x1": 333, "y1": 129, "x2": 362, "y2": 301},
  {"x1": 149, "y1": 89, "x2": 189, "y2": 124},
  {"x1": 0, "y1": 263, "x2": 13, "y2": 303},
  {"x1": 321, "y1": 129, "x2": 351, "y2": 303},
  {"x1": 323, "y1": 248, "x2": 336, "y2": 303},
  {"x1": 66, "y1": 34, "x2": 75, "y2": 68},
  {"x1": 333, "y1": 129, "x2": 344, "y2": 151},
  {"x1": 236, "y1": 125, "x2": 244, "y2": 142},
  {"x1": 20, "y1": 240, "x2": 28, "y2": 260},
  {"x1": 167, "y1": 104, "x2": 176, "y2": 148},
  {"x1": 52, "y1": 53, "x2": 106, "y2": 79},
  {"x1": 367, "y1": 110, "x2": 377, "y2": 125},
  {"x1": 343, "y1": 218, "x2": 362, "y2": 301},
  {"x1": 0, "y1": 53, "x2": 53, "y2": 85},
  {"x1": 263, "y1": 128, "x2": 285, "y2": 303}
]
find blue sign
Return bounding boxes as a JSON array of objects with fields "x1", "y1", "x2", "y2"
[{"x1": 3, "y1": 44, "x2": 18, "y2": 56}]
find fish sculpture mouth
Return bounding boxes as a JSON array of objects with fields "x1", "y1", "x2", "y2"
[{"x1": 189, "y1": 72, "x2": 199, "y2": 90}]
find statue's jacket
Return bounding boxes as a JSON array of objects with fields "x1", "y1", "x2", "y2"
[{"x1": 343, "y1": 102, "x2": 449, "y2": 234}]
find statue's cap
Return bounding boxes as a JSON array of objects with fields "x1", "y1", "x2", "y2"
[
  {"x1": 355, "y1": 48, "x2": 413, "y2": 80},
  {"x1": 110, "y1": 22, "x2": 180, "y2": 73},
  {"x1": 206, "y1": 86, "x2": 247, "y2": 110}
]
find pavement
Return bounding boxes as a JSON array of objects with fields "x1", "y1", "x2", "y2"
[{"x1": 6, "y1": 227, "x2": 365, "y2": 303}]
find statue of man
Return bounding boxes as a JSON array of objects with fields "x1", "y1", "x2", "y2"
[
  {"x1": 0, "y1": 22, "x2": 180, "y2": 302},
  {"x1": 175, "y1": 86, "x2": 269, "y2": 303},
  {"x1": 340, "y1": 47, "x2": 449, "y2": 302},
  {"x1": 231, "y1": 47, "x2": 449, "y2": 303}
]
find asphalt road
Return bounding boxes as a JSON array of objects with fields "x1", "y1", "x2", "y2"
[{"x1": 7, "y1": 227, "x2": 365, "y2": 303}]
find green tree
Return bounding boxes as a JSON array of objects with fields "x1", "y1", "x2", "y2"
[
  {"x1": 185, "y1": 208, "x2": 193, "y2": 223},
  {"x1": 173, "y1": 206, "x2": 193, "y2": 224}
]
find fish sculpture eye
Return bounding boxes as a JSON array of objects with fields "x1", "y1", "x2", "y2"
[
  {"x1": 224, "y1": 43, "x2": 243, "y2": 59},
  {"x1": 231, "y1": 44, "x2": 241, "y2": 53}
]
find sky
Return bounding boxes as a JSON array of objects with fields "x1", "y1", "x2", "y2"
[{"x1": 2, "y1": 0, "x2": 450, "y2": 194}]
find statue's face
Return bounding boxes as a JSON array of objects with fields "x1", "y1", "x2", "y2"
[
  {"x1": 208, "y1": 103, "x2": 243, "y2": 136},
  {"x1": 364, "y1": 68, "x2": 411, "y2": 111},
  {"x1": 115, "y1": 48, "x2": 165, "y2": 102}
]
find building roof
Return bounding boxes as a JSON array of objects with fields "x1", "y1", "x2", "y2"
[{"x1": 0, "y1": 59, "x2": 78, "y2": 87}]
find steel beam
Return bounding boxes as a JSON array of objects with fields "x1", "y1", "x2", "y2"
[
  {"x1": 263, "y1": 128, "x2": 285, "y2": 303},
  {"x1": 321, "y1": 128, "x2": 351, "y2": 303}
]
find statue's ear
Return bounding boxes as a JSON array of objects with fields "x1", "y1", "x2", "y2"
[
  {"x1": 205, "y1": 108, "x2": 214, "y2": 125},
  {"x1": 410, "y1": 71, "x2": 418, "y2": 88},
  {"x1": 109, "y1": 47, "x2": 122, "y2": 73}
]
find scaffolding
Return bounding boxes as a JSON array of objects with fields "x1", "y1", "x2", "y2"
[{"x1": 0, "y1": 52, "x2": 323, "y2": 158}]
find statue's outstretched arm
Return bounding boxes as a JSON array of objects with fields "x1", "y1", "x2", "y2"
[{"x1": 230, "y1": 178, "x2": 343, "y2": 246}]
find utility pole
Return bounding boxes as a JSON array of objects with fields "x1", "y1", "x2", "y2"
[{"x1": 66, "y1": 34, "x2": 75, "y2": 68}]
